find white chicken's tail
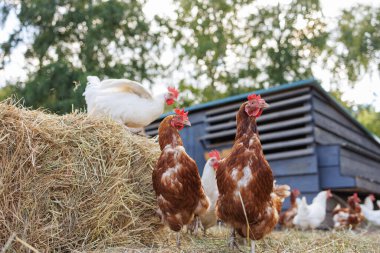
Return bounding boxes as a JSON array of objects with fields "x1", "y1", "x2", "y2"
[
  {"x1": 296, "y1": 197, "x2": 302, "y2": 206},
  {"x1": 83, "y1": 76, "x2": 101, "y2": 97},
  {"x1": 298, "y1": 197, "x2": 309, "y2": 216},
  {"x1": 87, "y1": 76, "x2": 101, "y2": 86},
  {"x1": 83, "y1": 76, "x2": 102, "y2": 114},
  {"x1": 293, "y1": 196, "x2": 309, "y2": 227}
]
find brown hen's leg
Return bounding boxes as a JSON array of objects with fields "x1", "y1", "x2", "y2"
[
  {"x1": 228, "y1": 228, "x2": 236, "y2": 249},
  {"x1": 130, "y1": 128, "x2": 146, "y2": 136},
  {"x1": 194, "y1": 216, "x2": 199, "y2": 235},
  {"x1": 176, "y1": 232, "x2": 181, "y2": 248},
  {"x1": 251, "y1": 240, "x2": 255, "y2": 253}
]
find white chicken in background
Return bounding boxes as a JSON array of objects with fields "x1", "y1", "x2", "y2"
[
  {"x1": 360, "y1": 194, "x2": 380, "y2": 226},
  {"x1": 377, "y1": 200, "x2": 380, "y2": 209},
  {"x1": 332, "y1": 204, "x2": 349, "y2": 228},
  {"x1": 200, "y1": 150, "x2": 221, "y2": 235},
  {"x1": 83, "y1": 76, "x2": 179, "y2": 131},
  {"x1": 360, "y1": 194, "x2": 375, "y2": 210},
  {"x1": 293, "y1": 190, "x2": 332, "y2": 230},
  {"x1": 188, "y1": 150, "x2": 221, "y2": 235}
]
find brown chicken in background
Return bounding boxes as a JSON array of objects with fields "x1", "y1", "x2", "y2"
[
  {"x1": 279, "y1": 189, "x2": 301, "y2": 229},
  {"x1": 152, "y1": 108, "x2": 210, "y2": 247},
  {"x1": 333, "y1": 193, "x2": 364, "y2": 229},
  {"x1": 216, "y1": 94, "x2": 290, "y2": 253}
]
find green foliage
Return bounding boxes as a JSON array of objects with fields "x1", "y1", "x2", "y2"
[
  {"x1": 0, "y1": 85, "x2": 16, "y2": 101},
  {"x1": 333, "y1": 5, "x2": 380, "y2": 83},
  {"x1": 166, "y1": 0, "x2": 328, "y2": 104},
  {"x1": 0, "y1": 0, "x2": 379, "y2": 113},
  {"x1": 329, "y1": 89, "x2": 354, "y2": 111},
  {"x1": 1, "y1": 0, "x2": 161, "y2": 113},
  {"x1": 243, "y1": 0, "x2": 328, "y2": 87},
  {"x1": 356, "y1": 105, "x2": 380, "y2": 137},
  {"x1": 330, "y1": 90, "x2": 380, "y2": 137},
  {"x1": 163, "y1": 0, "x2": 247, "y2": 105},
  {"x1": 18, "y1": 60, "x2": 83, "y2": 113}
]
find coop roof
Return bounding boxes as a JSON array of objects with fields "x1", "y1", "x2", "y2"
[{"x1": 162, "y1": 78, "x2": 379, "y2": 146}]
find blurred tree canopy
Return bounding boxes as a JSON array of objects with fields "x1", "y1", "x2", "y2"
[
  {"x1": 1, "y1": 0, "x2": 161, "y2": 113},
  {"x1": 0, "y1": 0, "x2": 379, "y2": 138},
  {"x1": 356, "y1": 105, "x2": 380, "y2": 137},
  {"x1": 165, "y1": 0, "x2": 328, "y2": 106},
  {"x1": 333, "y1": 4, "x2": 380, "y2": 84},
  {"x1": 330, "y1": 90, "x2": 380, "y2": 137}
]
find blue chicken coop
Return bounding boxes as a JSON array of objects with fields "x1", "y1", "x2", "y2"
[{"x1": 146, "y1": 79, "x2": 380, "y2": 209}]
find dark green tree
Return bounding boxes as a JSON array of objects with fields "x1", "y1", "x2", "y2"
[
  {"x1": 159, "y1": 0, "x2": 251, "y2": 105},
  {"x1": 1, "y1": 0, "x2": 161, "y2": 113},
  {"x1": 167, "y1": 0, "x2": 328, "y2": 105},
  {"x1": 333, "y1": 4, "x2": 380, "y2": 84},
  {"x1": 356, "y1": 105, "x2": 380, "y2": 137},
  {"x1": 243, "y1": 0, "x2": 328, "y2": 88},
  {"x1": 330, "y1": 90, "x2": 380, "y2": 137}
]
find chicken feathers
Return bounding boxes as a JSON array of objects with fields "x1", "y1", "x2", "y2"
[
  {"x1": 152, "y1": 110, "x2": 209, "y2": 233},
  {"x1": 83, "y1": 76, "x2": 178, "y2": 129},
  {"x1": 216, "y1": 95, "x2": 289, "y2": 244}
]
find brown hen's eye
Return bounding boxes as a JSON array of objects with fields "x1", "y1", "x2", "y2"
[
  {"x1": 245, "y1": 103, "x2": 260, "y2": 117},
  {"x1": 170, "y1": 118, "x2": 184, "y2": 130}
]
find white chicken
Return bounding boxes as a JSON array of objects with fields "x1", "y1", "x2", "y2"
[
  {"x1": 360, "y1": 194, "x2": 375, "y2": 210},
  {"x1": 187, "y1": 150, "x2": 221, "y2": 235},
  {"x1": 360, "y1": 194, "x2": 380, "y2": 226},
  {"x1": 199, "y1": 150, "x2": 221, "y2": 235},
  {"x1": 377, "y1": 200, "x2": 380, "y2": 209},
  {"x1": 293, "y1": 190, "x2": 332, "y2": 230},
  {"x1": 361, "y1": 207, "x2": 380, "y2": 226},
  {"x1": 83, "y1": 76, "x2": 179, "y2": 131}
]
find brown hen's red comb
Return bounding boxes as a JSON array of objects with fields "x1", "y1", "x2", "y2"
[
  {"x1": 353, "y1": 193, "x2": 361, "y2": 202},
  {"x1": 168, "y1": 87, "x2": 179, "y2": 99},
  {"x1": 209, "y1": 150, "x2": 221, "y2": 161},
  {"x1": 174, "y1": 108, "x2": 189, "y2": 120},
  {"x1": 247, "y1": 93, "x2": 261, "y2": 101},
  {"x1": 293, "y1": 188, "x2": 300, "y2": 195}
]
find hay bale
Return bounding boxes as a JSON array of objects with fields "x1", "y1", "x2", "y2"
[{"x1": 0, "y1": 100, "x2": 161, "y2": 252}]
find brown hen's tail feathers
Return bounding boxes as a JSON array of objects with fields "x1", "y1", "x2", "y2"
[
  {"x1": 195, "y1": 195, "x2": 210, "y2": 216},
  {"x1": 274, "y1": 183, "x2": 291, "y2": 200}
]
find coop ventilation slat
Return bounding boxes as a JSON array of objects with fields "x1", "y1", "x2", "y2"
[
  {"x1": 206, "y1": 114, "x2": 312, "y2": 132},
  {"x1": 205, "y1": 87, "x2": 310, "y2": 116},
  {"x1": 206, "y1": 103, "x2": 311, "y2": 124},
  {"x1": 265, "y1": 147, "x2": 315, "y2": 160},
  {"x1": 145, "y1": 86, "x2": 315, "y2": 162},
  {"x1": 201, "y1": 125, "x2": 313, "y2": 142},
  {"x1": 262, "y1": 137, "x2": 314, "y2": 150}
]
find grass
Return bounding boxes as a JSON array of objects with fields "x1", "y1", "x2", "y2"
[{"x1": 96, "y1": 227, "x2": 380, "y2": 253}]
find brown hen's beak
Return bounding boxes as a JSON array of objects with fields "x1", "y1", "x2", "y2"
[
  {"x1": 327, "y1": 189, "x2": 333, "y2": 198},
  {"x1": 183, "y1": 120, "x2": 191, "y2": 126},
  {"x1": 262, "y1": 102, "x2": 270, "y2": 108},
  {"x1": 214, "y1": 161, "x2": 220, "y2": 170}
]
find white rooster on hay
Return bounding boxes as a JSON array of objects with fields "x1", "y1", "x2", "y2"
[{"x1": 83, "y1": 76, "x2": 179, "y2": 131}]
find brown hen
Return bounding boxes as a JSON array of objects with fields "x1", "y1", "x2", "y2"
[
  {"x1": 152, "y1": 108, "x2": 210, "y2": 247},
  {"x1": 279, "y1": 189, "x2": 301, "y2": 229},
  {"x1": 333, "y1": 193, "x2": 364, "y2": 229},
  {"x1": 216, "y1": 94, "x2": 290, "y2": 253}
]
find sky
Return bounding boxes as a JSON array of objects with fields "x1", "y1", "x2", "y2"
[{"x1": 1, "y1": 0, "x2": 379, "y2": 110}]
